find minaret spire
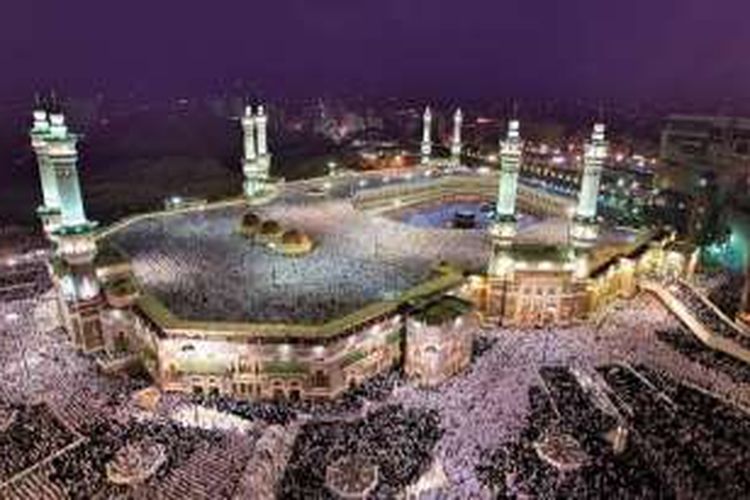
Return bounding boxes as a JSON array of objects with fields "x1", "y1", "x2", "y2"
[
  {"x1": 571, "y1": 122, "x2": 608, "y2": 247},
  {"x1": 256, "y1": 104, "x2": 268, "y2": 157},
  {"x1": 241, "y1": 104, "x2": 272, "y2": 199},
  {"x1": 45, "y1": 111, "x2": 103, "y2": 351},
  {"x1": 31, "y1": 106, "x2": 62, "y2": 233},
  {"x1": 451, "y1": 107, "x2": 462, "y2": 165},
  {"x1": 242, "y1": 106, "x2": 256, "y2": 162},
  {"x1": 488, "y1": 119, "x2": 523, "y2": 278},
  {"x1": 495, "y1": 120, "x2": 522, "y2": 221},
  {"x1": 420, "y1": 106, "x2": 432, "y2": 165},
  {"x1": 576, "y1": 123, "x2": 607, "y2": 221},
  {"x1": 47, "y1": 113, "x2": 92, "y2": 232}
]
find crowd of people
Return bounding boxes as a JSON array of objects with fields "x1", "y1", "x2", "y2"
[
  {"x1": 656, "y1": 327, "x2": 750, "y2": 384},
  {"x1": 5, "y1": 196, "x2": 750, "y2": 499},
  {"x1": 47, "y1": 418, "x2": 252, "y2": 499},
  {"x1": 108, "y1": 187, "x2": 491, "y2": 324},
  {"x1": 603, "y1": 363, "x2": 750, "y2": 496},
  {"x1": 0, "y1": 259, "x2": 51, "y2": 302},
  {"x1": 194, "y1": 368, "x2": 403, "y2": 425},
  {"x1": 278, "y1": 404, "x2": 442, "y2": 499},
  {"x1": 697, "y1": 269, "x2": 744, "y2": 318},
  {"x1": 477, "y1": 361, "x2": 750, "y2": 498},
  {"x1": 0, "y1": 403, "x2": 77, "y2": 483},
  {"x1": 666, "y1": 278, "x2": 750, "y2": 349}
]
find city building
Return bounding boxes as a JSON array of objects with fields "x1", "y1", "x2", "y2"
[{"x1": 659, "y1": 114, "x2": 750, "y2": 193}]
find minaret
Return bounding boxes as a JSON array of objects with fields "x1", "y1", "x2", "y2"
[
  {"x1": 242, "y1": 106, "x2": 262, "y2": 198},
  {"x1": 256, "y1": 105, "x2": 268, "y2": 158},
  {"x1": 571, "y1": 123, "x2": 607, "y2": 247},
  {"x1": 420, "y1": 106, "x2": 432, "y2": 165},
  {"x1": 495, "y1": 120, "x2": 522, "y2": 222},
  {"x1": 576, "y1": 123, "x2": 607, "y2": 221},
  {"x1": 488, "y1": 120, "x2": 523, "y2": 278},
  {"x1": 451, "y1": 108, "x2": 462, "y2": 165},
  {"x1": 30, "y1": 109, "x2": 62, "y2": 233},
  {"x1": 242, "y1": 106, "x2": 256, "y2": 162},
  {"x1": 47, "y1": 113, "x2": 92, "y2": 233},
  {"x1": 242, "y1": 104, "x2": 272, "y2": 199},
  {"x1": 46, "y1": 113, "x2": 103, "y2": 351},
  {"x1": 255, "y1": 105, "x2": 272, "y2": 197}
]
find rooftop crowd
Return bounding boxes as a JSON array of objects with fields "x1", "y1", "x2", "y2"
[{"x1": 109, "y1": 189, "x2": 489, "y2": 324}]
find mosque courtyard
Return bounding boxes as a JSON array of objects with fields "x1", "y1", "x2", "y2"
[{"x1": 105, "y1": 172, "x2": 640, "y2": 325}]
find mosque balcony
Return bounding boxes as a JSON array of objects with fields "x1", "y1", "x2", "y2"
[
  {"x1": 104, "y1": 275, "x2": 140, "y2": 308},
  {"x1": 53, "y1": 220, "x2": 99, "y2": 237},
  {"x1": 36, "y1": 205, "x2": 61, "y2": 216},
  {"x1": 55, "y1": 228, "x2": 99, "y2": 265},
  {"x1": 571, "y1": 220, "x2": 599, "y2": 245}
]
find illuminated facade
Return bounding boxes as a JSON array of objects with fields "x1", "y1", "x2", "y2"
[
  {"x1": 152, "y1": 315, "x2": 403, "y2": 400},
  {"x1": 404, "y1": 297, "x2": 476, "y2": 387}
]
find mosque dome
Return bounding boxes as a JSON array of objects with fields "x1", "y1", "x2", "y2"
[
  {"x1": 239, "y1": 212, "x2": 262, "y2": 237},
  {"x1": 242, "y1": 212, "x2": 261, "y2": 228},
  {"x1": 280, "y1": 229, "x2": 313, "y2": 255},
  {"x1": 281, "y1": 229, "x2": 308, "y2": 245},
  {"x1": 259, "y1": 220, "x2": 282, "y2": 237}
]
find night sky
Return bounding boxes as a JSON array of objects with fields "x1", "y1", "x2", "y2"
[{"x1": 1, "y1": 0, "x2": 749, "y2": 102}]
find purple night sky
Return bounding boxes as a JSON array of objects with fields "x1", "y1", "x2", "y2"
[{"x1": 1, "y1": 0, "x2": 749, "y2": 102}]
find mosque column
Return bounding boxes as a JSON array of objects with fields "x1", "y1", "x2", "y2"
[
  {"x1": 450, "y1": 108, "x2": 462, "y2": 166},
  {"x1": 420, "y1": 106, "x2": 432, "y2": 165},
  {"x1": 30, "y1": 110, "x2": 61, "y2": 234}
]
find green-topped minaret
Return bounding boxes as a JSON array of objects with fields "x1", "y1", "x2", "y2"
[
  {"x1": 47, "y1": 113, "x2": 98, "y2": 265},
  {"x1": 571, "y1": 123, "x2": 607, "y2": 247},
  {"x1": 488, "y1": 119, "x2": 523, "y2": 277},
  {"x1": 31, "y1": 109, "x2": 62, "y2": 233}
]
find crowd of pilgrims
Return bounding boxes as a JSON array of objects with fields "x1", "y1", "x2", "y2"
[
  {"x1": 195, "y1": 369, "x2": 402, "y2": 425},
  {"x1": 0, "y1": 259, "x2": 51, "y2": 302},
  {"x1": 5, "y1": 235, "x2": 750, "y2": 497},
  {"x1": 48, "y1": 420, "x2": 224, "y2": 499},
  {"x1": 698, "y1": 268, "x2": 745, "y2": 318},
  {"x1": 477, "y1": 363, "x2": 750, "y2": 497},
  {"x1": 0, "y1": 403, "x2": 77, "y2": 483},
  {"x1": 109, "y1": 198, "x2": 489, "y2": 324},
  {"x1": 666, "y1": 278, "x2": 750, "y2": 349},
  {"x1": 278, "y1": 404, "x2": 442, "y2": 499},
  {"x1": 656, "y1": 326, "x2": 750, "y2": 384}
]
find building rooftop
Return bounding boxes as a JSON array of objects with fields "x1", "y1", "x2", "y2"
[{"x1": 412, "y1": 295, "x2": 473, "y2": 326}]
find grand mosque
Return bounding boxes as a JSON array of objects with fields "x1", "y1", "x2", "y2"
[{"x1": 28, "y1": 104, "x2": 691, "y2": 401}]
